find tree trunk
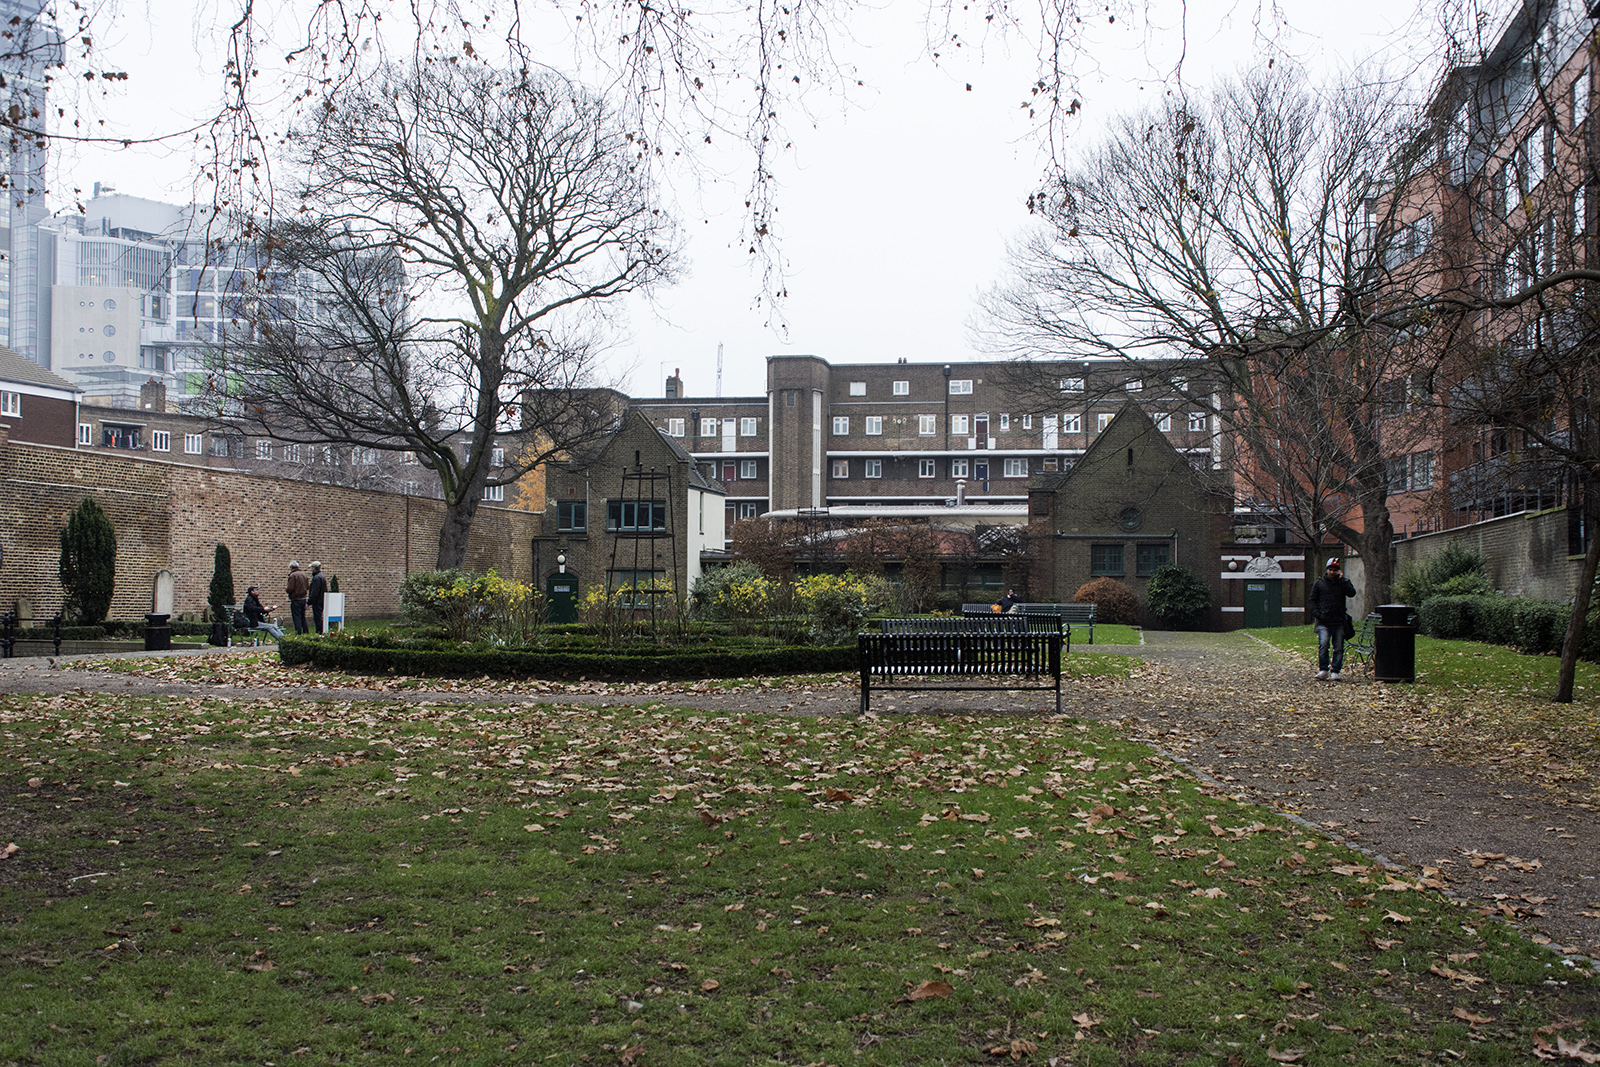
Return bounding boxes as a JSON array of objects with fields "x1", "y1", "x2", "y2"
[
  {"x1": 1353, "y1": 501, "x2": 1395, "y2": 619},
  {"x1": 1554, "y1": 525, "x2": 1600, "y2": 703},
  {"x1": 436, "y1": 493, "x2": 484, "y2": 570}
]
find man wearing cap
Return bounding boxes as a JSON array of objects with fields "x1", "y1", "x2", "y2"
[
  {"x1": 308, "y1": 561, "x2": 328, "y2": 635},
  {"x1": 242, "y1": 586, "x2": 285, "y2": 640},
  {"x1": 1308, "y1": 557, "x2": 1358, "y2": 680},
  {"x1": 286, "y1": 561, "x2": 311, "y2": 635}
]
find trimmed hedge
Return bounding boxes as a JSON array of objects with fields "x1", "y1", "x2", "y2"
[
  {"x1": 277, "y1": 636, "x2": 855, "y2": 680},
  {"x1": 1418, "y1": 594, "x2": 1600, "y2": 661}
]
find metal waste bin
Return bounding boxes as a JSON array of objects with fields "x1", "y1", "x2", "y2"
[
  {"x1": 144, "y1": 612, "x2": 172, "y2": 652},
  {"x1": 1372, "y1": 603, "x2": 1416, "y2": 683}
]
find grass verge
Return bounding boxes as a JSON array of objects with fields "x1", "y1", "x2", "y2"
[{"x1": 0, "y1": 693, "x2": 1594, "y2": 1065}]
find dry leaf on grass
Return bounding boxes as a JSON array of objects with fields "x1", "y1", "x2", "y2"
[{"x1": 904, "y1": 980, "x2": 954, "y2": 1001}]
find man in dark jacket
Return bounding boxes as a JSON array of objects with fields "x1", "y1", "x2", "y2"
[
  {"x1": 1308, "y1": 558, "x2": 1358, "y2": 680},
  {"x1": 286, "y1": 561, "x2": 311, "y2": 635},
  {"x1": 308, "y1": 561, "x2": 328, "y2": 635},
  {"x1": 242, "y1": 587, "x2": 285, "y2": 640},
  {"x1": 995, "y1": 588, "x2": 1019, "y2": 613}
]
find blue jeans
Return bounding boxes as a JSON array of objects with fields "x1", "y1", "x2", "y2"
[{"x1": 1316, "y1": 621, "x2": 1346, "y2": 672}]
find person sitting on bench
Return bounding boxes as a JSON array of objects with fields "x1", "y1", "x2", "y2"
[
  {"x1": 993, "y1": 588, "x2": 1019, "y2": 614},
  {"x1": 242, "y1": 586, "x2": 286, "y2": 640}
]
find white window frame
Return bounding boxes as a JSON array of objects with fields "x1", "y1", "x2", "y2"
[
  {"x1": 739, "y1": 459, "x2": 758, "y2": 479},
  {"x1": 740, "y1": 417, "x2": 757, "y2": 436},
  {"x1": 255, "y1": 439, "x2": 272, "y2": 460},
  {"x1": 832, "y1": 416, "x2": 850, "y2": 435},
  {"x1": 1125, "y1": 378, "x2": 1143, "y2": 393},
  {"x1": 830, "y1": 458, "x2": 849, "y2": 478},
  {"x1": 491, "y1": 447, "x2": 505, "y2": 467},
  {"x1": 184, "y1": 433, "x2": 203, "y2": 455},
  {"x1": 1188, "y1": 412, "x2": 1208, "y2": 432},
  {"x1": 864, "y1": 458, "x2": 883, "y2": 479},
  {"x1": 283, "y1": 443, "x2": 301, "y2": 464},
  {"x1": 667, "y1": 418, "x2": 685, "y2": 437},
  {"x1": 1062, "y1": 414, "x2": 1081, "y2": 433},
  {"x1": 999, "y1": 413, "x2": 1010, "y2": 431},
  {"x1": 700, "y1": 417, "x2": 718, "y2": 437},
  {"x1": 1575, "y1": 67, "x2": 1591, "y2": 130},
  {"x1": 483, "y1": 484, "x2": 505, "y2": 501},
  {"x1": 151, "y1": 430, "x2": 171, "y2": 452},
  {"x1": 1096, "y1": 412, "x2": 1114, "y2": 432},
  {"x1": 849, "y1": 381, "x2": 867, "y2": 396},
  {"x1": 738, "y1": 502, "x2": 760, "y2": 520},
  {"x1": 0, "y1": 390, "x2": 19, "y2": 417},
  {"x1": 892, "y1": 380, "x2": 909, "y2": 396},
  {"x1": 918, "y1": 414, "x2": 936, "y2": 435},
  {"x1": 1003, "y1": 457, "x2": 1028, "y2": 478},
  {"x1": 1155, "y1": 414, "x2": 1172, "y2": 432},
  {"x1": 864, "y1": 415, "x2": 883, "y2": 435},
  {"x1": 1021, "y1": 414, "x2": 1033, "y2": 430},
  {"x1": 951, "y1": 414, "x2": 969, "y2": 435},
  {"x1": 948, "y1": 379, "x2": 973, "y2": 395},
  {"x1": 1059, "y1": 377, "x2": 1084, "y2": 393},
  {"x1": 77, "y1": 422, "x2": 92, "y2": 445},
  {"x1": 918, "y1": 458, "x2": 936, "y2": 478},
  {"x1": 950, "y1": 459, "x2": 969, "y2": 478}
]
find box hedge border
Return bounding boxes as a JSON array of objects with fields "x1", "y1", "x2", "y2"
[
  {"x1": 1417, "y1": 594, "x2": 1600, "y2": 661},
  {"x1": 276, "y1": 637, "x2": 855, "y2": 680}
]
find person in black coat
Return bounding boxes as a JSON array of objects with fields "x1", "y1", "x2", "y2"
[
  {"x1": 308, "y1": 561, "x2": 328, "y2": 635},
  {"x1": 1308, "y1": 558, "x2": 1358, "y2": 680},
  {"x1": 242, "y1": 586, "x2": 285, "y2": 640},
  {"x1": 995, "y1": 588, "x2": 1019, "y2": 613}
]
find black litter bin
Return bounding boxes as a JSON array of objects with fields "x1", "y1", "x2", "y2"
[
  {"x1": 144, "y1": 613, "x2": 171, "y2": 651},
  {"x1": 1372, "y1": 603, "x2": 1416, "y2": 683}
]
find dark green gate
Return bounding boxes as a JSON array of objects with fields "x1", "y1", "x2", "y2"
[
  {"x1": 546, "y1": 573, "x2": 579, "y2": 625},
  {"x1": 1242, "y1": 580, "x2": 1281, "y2": 628}
]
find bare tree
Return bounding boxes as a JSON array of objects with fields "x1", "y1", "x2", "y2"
[
  {"x1": 981, "y1": 65, "x2": 1443, "y2": 614},
  {"x1": 217, "y1": 62, "x2": 678, "y2": 569}
]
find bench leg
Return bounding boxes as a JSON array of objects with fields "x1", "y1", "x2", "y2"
[{"x1": 859, "y1": 670, "x2": 870, "y2": 715}]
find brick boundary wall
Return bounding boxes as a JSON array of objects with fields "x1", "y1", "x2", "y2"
[
  {"x1": 1, "y1": 441, "x2": 540, "y2": 621},
  {"x1": 1380, "y1": 507, "x2": 1584, "y2": 603}
]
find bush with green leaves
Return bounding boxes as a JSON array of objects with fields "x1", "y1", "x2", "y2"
[
  {"x1": 1393, "y1": 540, "x2": 1492, "y2": 606},
  {"x1": 794, "y1": 572, "x2": 892, "y2": 644},
  {"x1": 1072, "y1": 577, "x2": 1140, "y2": 625},
  {"x1": 399, "y1": 569, "x2": 540, "y2": 643},
  {"x1": 207, "y1": 544, "x2": 236, "y2": 622},
  {"x1": 691, "y1": 561, "x2": 777, "y2": 620},
  {"x1": 1144, "y1": 564, "x2": 1211, "y2": 629},
  {"x1": 58, "y1": 497, "x2": 116, "y2": 624}
]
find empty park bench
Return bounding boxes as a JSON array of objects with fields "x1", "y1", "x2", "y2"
[
  {"x1": 879, "y1": 614, "x2": 1066, "y2": 638},
  {"x1": 963, "y1": 602, "x2": 1097, "y2": 643},
  {"x1": 1343, "y1": 613, "x2": 1382, "y2": 674},
  {"x1": 858, "y1": 622, "x2": 1063, "y2": 714}
]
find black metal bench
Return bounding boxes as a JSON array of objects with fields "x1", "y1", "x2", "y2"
[
  {"x1": 858, "y1": 624, "x2": 1063, "y2": 714},
  {"x1": 1344, "y1": 613, "x2": 1381, "y2": 673},
  {"x1": 963, "y1": 602, "x2": 1097, "y2": 643},
  {"x1": 880, "y1": 614, "x2": 1065, "y2": 637}
]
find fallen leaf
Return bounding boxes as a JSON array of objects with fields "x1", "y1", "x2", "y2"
[
  {"x1": 1267, "y1": 1048, "x2": 1306, "y2": 1063},
  {"x1": 1453, "y1": 1007, "x2": 1493, "y2": 1024},
  {"x1": 700, "y1": 979, "x2": 719, "y2": 992},
  {"x1": 906, "y1": 980, "x2": 954, "y2": 1001}
]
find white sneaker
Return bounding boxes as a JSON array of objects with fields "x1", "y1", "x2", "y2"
[
  {"x1": 1330, "y1": 672, "x2": 1342, "y2": 681},
  {"x1": 1315, "y1": 670, "x2": 1329, "y2": 680}
]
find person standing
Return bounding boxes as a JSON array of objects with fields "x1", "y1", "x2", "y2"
[
  {"x1": 1308, "y1": 557, "x2": 1358, "y2": 681},
  {"x1": 308, "y1": 561, "x2": 328, "y2": 635},
  {"x1": 286, "y1": 560, "x2": 311, "y2": 635}
]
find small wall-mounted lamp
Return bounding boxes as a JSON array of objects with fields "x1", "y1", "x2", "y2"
[{"x1": 557, "y1": 552, "x2": 567, "y2": 574}]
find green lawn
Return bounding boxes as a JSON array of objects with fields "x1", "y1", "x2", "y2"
[{"x1": 0, "y1": 691, "x2": 1593, "y2": 1065}]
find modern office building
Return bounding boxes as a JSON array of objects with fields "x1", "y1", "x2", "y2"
[{"x1": 0, "y1": 0, "x2": 62, "y2": 366}]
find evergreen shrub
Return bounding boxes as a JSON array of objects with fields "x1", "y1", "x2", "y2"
[
  {"x1": 1144, "y1": 565, "x2": 1211, "y2": 629},
  {"x1": 58, "y1": 497, "x2": 116, "y2": 624},
  {"x1": 208, "y1": 544, "x2": 236, "y2": 623}
]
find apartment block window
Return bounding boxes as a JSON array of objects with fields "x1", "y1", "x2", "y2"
[
  {"x1": 918, "y1": 458, "x2": 936, "y2": 478},
  {"x1": 864, "y1": 415, "x2": 883, "y2": 435},
  {"x1": 738, "y1": 502, "x2": 760, "y2": 520},
  {"x1": 1172, "y1": 376, "x2": 1187, "y2": 394},
  {"x1": 1576, "y1": 185, "x2": 1589, "y2": 244},
  {"x1": 1090, "y1": 543, "x2": 1124, "y2": 576},
  {"x1": 1059, "y1": 376, "x2": 1084, "y2": 393},
  {"x1": 951, "y1": 414, "x2": 969, "y2": 435},
  {"x1": 948, "y1": 379, "x2": 973, "y2": 395},
  {"x1": 403, "y1": 480, "x2": 420, "y2": 496},
  {"x1": 999, "y1": 413, "x2": 1010, "y2": 431},
  {"x1": 831, "y1": 458, "x2": 849, "y2": 478},
  {"x1": 1003, "y1": 457, "x2": 1028, "y2": 478},
  {"x1": 864, "y1": 459, "x2": 883, "y2": 478},
  {"x1": 951, "y1": 459, "x2": 969, "y2": 478},
  {"x1": 740, "y1": 417, "x2": 757, "y2": 436},
  {"x1": 151, "y1": 430, "x2": 171, "y2": 452},
  {"x1": 1187, "y1": 412, "x2": 1208, "y2": 432},
  {"x1": 1521, "y1": 124, "x2": 1548, "y2": 190},
  {"x1": 491, "y1": 447, "x2": 505, "y2": 467},
  {"x1": 893, "y1": 380, "x2": 909, "y2": 395},
  {"x1": 1062, "y1": 413, "x2": 1081, "y2": 433},
  {"x1": 667, "y1": 418, "x2": 684, "y2": 436},
  {"x1": 0, "y1": 390, "x2": 19, "y2": 417},
  {"x1": 1125, "y1": 378, "x2": 1143, "y2": 393},
  {"x1": 700, "y1": 417, "x2": 718, "y2": 437},
  {"x1": 739, "y1": 459, "x2": 758, "y2": 479},
  {"x1": 283, "y1": 443, "x2": 300, "y2": 464},
  {"x1": 401, "y1": 450, "x2": 417, "y2": 464},
  {"x1": 1096, "y1": 412, "x2": 1114, "y2": 432},
  {"x1": 916, "y1": 414, "x2": 936, "y2": 435},
  {"x1": 1389, "y1": 451, "x2": 1435, "y2": 493},
  {"x1": 354, "y1": 447, "x2": 378, "y2": 465},
  {"x1": 255, "y1": 439, "x2": 272, "y2": 460},
  {"x1": 1136, "y1": 543, "x2": 1171, "y2": 576},
  {"x1": 1575, "y1": 67, "x2": 1591, "y2": 130},
  {"x1": 557, "y1": 501, "x2": 587, "y2": 531},
  {"x1": 1155, "y1": 413, "x2": 1172, "y2": 432},
  {"x1": 607, "y1": 499, "x2": 668, "y2": 531},
  {"x1": 184, "y1": 433, "x2": 203, "y2": 455},
  {"x1": 832, "y1": 416, "x2": 850, "y2": 435},
  {"x1": 76, "y1": 422, "x2": 92, "y2": 445},
  {"x1": 849, "y1": 381, "x2": 867, "y2": 396},
  {"x1": 1021, "y1": 414, "x2": 1033, "y2": 430},
  {"x1": 483, "y1": 484, "x2": 505, "y2": 502}
]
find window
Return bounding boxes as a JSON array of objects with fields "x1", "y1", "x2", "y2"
[
  {"x1": 832, "y1": 416, "x2": 850, "y2": 435},
  {"x1": 1172, "y1": 376, "x2": 1187, "y2": 394},
  {"x1": 184, "y1": 433, "x2": 203, "y2": 455},
  {"x1": 402, "y1": 450, "x2": 418, "y2": 464},
  {"x1": 831, "y1": 459, "x2": 849, "y2": 478},
  {"x1": 607, "y1": 499, "x2": 668, "y2": 531},
  {"x1": 918, "y1": 414, "x2": 936, "y2": 435},
  {"x1": 1155, "y1": 413, "x2": 1172, "y2": 432},
  {"x1": 1576, "y1": 185, "x2": 1589, "y2": 244},
  {"x1": 403, "y1": 480, "x2": 420, "y2": 496},
  {"x1": 951, "y1": 414, "x2": 969, "y2": 435},
  {"x1": 849, "y1": 381, "x2": 867, "y2": 396},
  {"x1": 609, "y1": 569, "x2": 666, "y2": 607},
  {"x1": 1521, "y1": 124, "x2": 1548, "y2": 190},
  {"x1": 1021, "y1": 414, "x2": 1032, "y2": 430},
  {"x1": 864, "y1": 459, "x2": 883, "y2": 478},
  {"x1": 102, "y1": 425, "x2": 142, "y2": 449},
  {"x1": 1096, "y1": 412, "x2": 1114, "y2": 432},
  {"x1": 739, "y1": 459, "x2": 758, "y2": 479},
  {"x1": 77, "y1": 423, "x2": 92, "y2": 445},
  {"x1": 1059, "y1": 377, "x2": 1084, "y2": 392},
  {"x1": 667, "y1": 418, "x2": 684, "y2": 437},
  {"x1": 0, "y1": 391, "x2": 18, "y2": 417},
  {"x1": 1125, "y1": 378, "x2": 1143, "y2": 393},
  {"x1": 354, "y1": 447, "x2": 378, "y2": 465},
  {"x1": 1389, "y1": 452, "x2": 1434, "y2": 493},
  {"x1": 211, "y1": 437, "x2": 231, "y2": 458},
  {"x1": 950, "y1": 459, "x2": 969, "y2": 478},
  {"x1": 700, "y1": 417, "x2": 718, "y2": 437},
  {"x1": 864, "y1": 416, "x2": 883, "y2": 435},
  {"x1": 255, "y1": 439, "x2": 272, "y2": 460},
  {"x1": 1090, "y1": 543, "x2": 1124, "y2": 576},
  {"x1": 1003, "y1": 457, "x2": 1028, "y2": 478},
  {"x1": 740, "y1": 417, "x2": 757, "y2": 436},
  {"x1": 1187, "y1": 412, "x2": 1208, "y2": 432},
  {"x1": 918, "y1": 458, "x2": 936, "y2": 478},
  {"x1": 1062, "y1": 413, "x2": 1081, "y2": 433},
  {"x1": 1575, "y1": 67, "x2": 1591, "y2": 130},
  {"x1": 738, "y1": 502, "x2": 760, "y2": 520},
  {"x1": 1136, "y1": 543, "x2": 1171, "y2": 576},
  {"x1": 948, "y1": 379, "x2": 973, "y2": 394},
  {"x1": 557, "y1": 501, "x2": 587, "y2": 531},
  {"x1": 893, "y1": 380, "x2": 909, "y2": 395},
  {"x1": 999, "y1": 413, "x2": 1010, "y2": 431},
  {"x1": 151, "y1": 430, "x2": 171, "y2": 452},
  {"x1": 491, "y1": 447, "x2": 505, "y2": 467},
  {"x1": 283, "y1": 443, "x2": 300, "y2": 464},
  {"x1": 483, "y1": 484, "x2": 505, "y2": 501}
]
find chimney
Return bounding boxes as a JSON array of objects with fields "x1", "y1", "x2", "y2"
[
  {"x1": 955, "y1": 479, "x2": 966, "y2": 506},
  {"x1": 665, "y1": 368, "x2": 683, "y2": 399},
  {"x1": 140, "y1": 378, "x2": 167, "y2": 413}
]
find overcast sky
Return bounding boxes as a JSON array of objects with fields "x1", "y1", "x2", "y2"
[{"x1": 60, "y1": 0, "x2": 1437, "y2": 400}]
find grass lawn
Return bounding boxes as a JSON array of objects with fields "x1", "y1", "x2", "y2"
[{"x1": 1, "y1": 690, "x2": 1594, "y2": 1065}]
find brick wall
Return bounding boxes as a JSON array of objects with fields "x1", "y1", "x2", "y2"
[
  {"x1": 0, "y1": 441, "x2": 540, "y2": 621},
  {"x1": 1390, "y1": 508, "x2": 1584, "y2": 602}
]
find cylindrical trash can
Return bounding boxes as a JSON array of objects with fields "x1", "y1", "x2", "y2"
[
  {"x1": 144, "y1": 613, "x2": 171, "y2": 652},
  {"x1": 1372, "y1": 603, "x2": 1415, "y2": 682}
]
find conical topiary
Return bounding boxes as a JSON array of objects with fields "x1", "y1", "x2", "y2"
[
  {"x1": 208, "y1": 544, "x2": 236, "y2": 623},
  {"x1": 58, "y1": 497, "x2": 117, "y2": 624}
]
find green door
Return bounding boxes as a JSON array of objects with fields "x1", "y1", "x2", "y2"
[
  {"x1": 546, "y1": 573, "x2": 579, "y2": 624},
  {"x1": 1242, "y1": 580, "x2": 1281, "y2": 628}
]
